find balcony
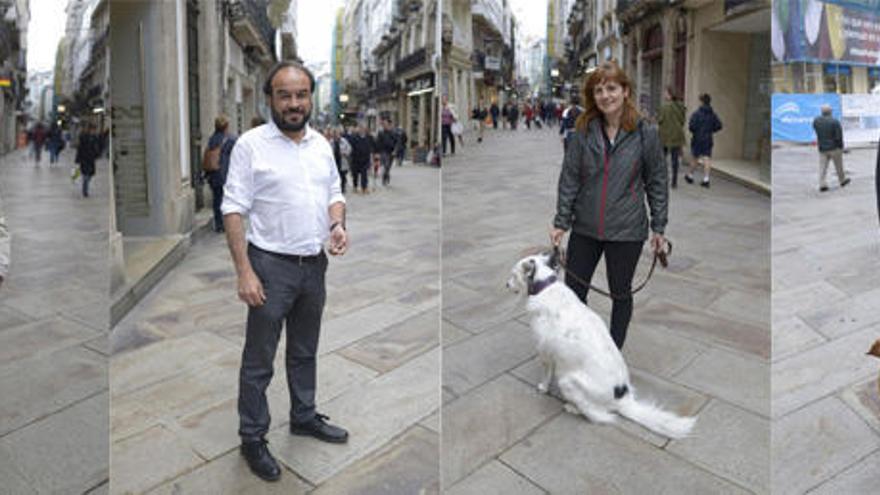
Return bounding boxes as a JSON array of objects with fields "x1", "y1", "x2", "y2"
[
  {"x1": 616, "y1": 0, "x2": 669, "y2": 30},
  {"x1": 369, "y1": 79, "x2": 398, "y2": 99},
  {"x1": 396, "y1": 47, "x2": 426, "y2": 76},
  {"x1": 226, "y1": 0, "x2": 275, "y2": 64}
]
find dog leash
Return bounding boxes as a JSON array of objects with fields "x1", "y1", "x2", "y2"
[{"x1": 553, "y1": 240, "x2": 671, "y2": 301}]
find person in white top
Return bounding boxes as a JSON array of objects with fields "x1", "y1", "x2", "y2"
[{"x1": 221, "y1": 61, "x2": 348, "y2": 482}]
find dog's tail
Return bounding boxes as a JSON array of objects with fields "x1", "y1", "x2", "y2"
[{"x1": 616, "y1": 392, "x2": 696, "y2": 439}]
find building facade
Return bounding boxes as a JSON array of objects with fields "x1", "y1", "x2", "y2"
[{"x1": 0, "y1": 0, "x2": 29, "y2": 154}]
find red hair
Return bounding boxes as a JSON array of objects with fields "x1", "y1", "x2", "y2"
[{"x1": 576, "y1": 61, "x2": 641, "y2": 133}]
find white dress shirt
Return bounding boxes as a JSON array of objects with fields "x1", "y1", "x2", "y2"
[{"x1": 221, "y1": 121, "x2": 345, "y2": 256}]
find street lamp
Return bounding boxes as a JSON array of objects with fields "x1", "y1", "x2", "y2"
[
  {"x1": 339, "y1": 94, "x2": 349, "y2": 103},
  {"x1": 57, "y1": 105, "x2": 66, "y2": 113},
  {"x1": 550, "y1": 69, "x2": 560, "y2": 78}
]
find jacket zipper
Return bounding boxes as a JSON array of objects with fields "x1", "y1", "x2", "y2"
[{"x1": 598, "y1": 143, "x2": 609, "y2": 239}]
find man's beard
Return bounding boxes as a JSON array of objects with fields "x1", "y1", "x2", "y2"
[{"x1": 272, "y1": 106, "x2": 311, "y2": 132}]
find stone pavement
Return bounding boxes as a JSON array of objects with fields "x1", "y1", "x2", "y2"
[
  {"x1": 771, "y1": 144, "x2": 880, "y2": 494},
  {"x1": 0, "y1": 147, "x2": 109, "y2": 494},
  {"x1": 109, "y1": 163, "x2": 440, "y2": 493},
  {"x1": 442, "y1": 125, "x2": 770, "y2": 493}
]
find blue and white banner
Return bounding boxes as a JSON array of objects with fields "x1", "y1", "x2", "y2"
[
  {"x1": 841, "y1": 94, "x2": 880, "y2": 144},
  {"x1": 771, "y1": 93, "x2": 842, "y2": 142}
]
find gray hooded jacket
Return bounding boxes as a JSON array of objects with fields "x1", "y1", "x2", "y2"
[{"x1": 554, "y1": 118, "x2": 668, "y2": 241}]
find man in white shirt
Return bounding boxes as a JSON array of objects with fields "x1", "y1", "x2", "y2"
[{"x1": 221, "y1": 60, "x2": 348, "y2": 482}]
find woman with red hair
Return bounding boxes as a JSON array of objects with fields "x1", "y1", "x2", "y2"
[{"x1": 550, "y1": 61, "x2": 669, "y2": 349}]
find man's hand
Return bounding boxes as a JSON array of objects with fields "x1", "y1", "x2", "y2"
[
  {"x1": 237, "y1": 268, "x2": 266, "y2": 307},
  {"x1": 328, "y1": 225, "x2": 348, "y2": 256},
  {"x1": 550, "y1": 228, "x2": 566, "y2": 247}
]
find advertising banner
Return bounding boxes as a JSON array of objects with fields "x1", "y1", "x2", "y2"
[
  {"x1": 771, "y1": 93, "x2": 842, "y2": 142},
  {"x1": 772, "y1": 0, "x2": 880, "y2": 65},
  {"x1": 841, "y1": 93, "x2": 880, "y2": 143}
]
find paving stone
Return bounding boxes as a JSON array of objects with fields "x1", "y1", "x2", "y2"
[
  {"x1": 500, "y1": 412, "x2": 749, "y2": 494},
  {"x1": 318, "y1": 302, "x2": 423, "y2": 355},
  {"x1": 637, "y1": 299, "x2": 769, "y2": 359},
  {"x1": 644, "y1": 272, "x2": 724, "y2": 309},
  {"x1": 1, "y1": 284, "x2": 105, "y2": 320},
  {"x1": 808, "y1": 449, "x2": 880, "y2": 495},
  {"x1": 0, "y1": 317, "x2": 100, "y2": 366},
  {"x1": 771, "y1": 397, "x2": 879, "y2": 495},
  {"x1": 0, "y1": 305, "x2": 33, "y2": 332},
  {"x1": 620, "y1": 323, "x2": 709, "y2": 378},
  {"x1": 0, "y1": 393, "x2": 108, "y2": 495},
  {"x1": 441, "y1": 318, "x2": 473, "y2": 347},
  {"x1": 675, "y1": 348, "x2": 769, "y2": 417},
  {"x1": 111, "y1": 424, "x2": 204, "y2": 495},
  {"x1": 771, "y1": 327, "x2": 878, "y2": 418},
  {"x1": 771, "y1": 316, "x2": 825, "y2": 363},
  {"x1": 797, "y1": 287, "x2": 880, "y2": 340},
  {"x1": 442, "y1": 319, "x2": 535, "y2": 396},
  {"x1": 310, "y1": 426, "x2": 439, "y2": 495},
  {"x1": 267, "y1": 348, "x2": 439, "y2": 485},
  {"x1": 441, "y1": 374, "x2": 562, "y2": 486},
  {"x1": 444, "y1": 460, "x2": 545, "y2": 495},
  {"x1": 419, "y1": 409, "x2": 439, "y2": 433},
  {"x1": 668, "y1": 400, "x2": 769, "y2": 493},
  {"x1": 773, "y1": 282, "x2": 849, "y2": 321},
  {"x1": 707, "y1": 289, "x2": 770, "y2": 328},
  {"x1": 146, "y1": 449, "x2": 312, "y2": 494},
  {"x1": 442, "y1": 290, "x2": 526, "y2": 334},
  {"x1": 839, "y1": 376, "x2": 880, "y2": 435},
  {"x1": 339, "y1": 308, "x2": 439, "y2": 373},
  {"x1": 110, "y1": 331, "x2": 238, "y2": 397},
  {"x1": 0, "y1": 347, "x2": 107, "y2": 437}
]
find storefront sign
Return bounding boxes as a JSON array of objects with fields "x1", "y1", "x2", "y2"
[
  {"x1": 485, "y1": 56, "x2": 501, "y2": 71},
  {"x1": 773, "y1": 0, "x2": 880, "y2": 65},
  {"x1": 405, "y1": 74, "x2": 434, "y2": 94}
]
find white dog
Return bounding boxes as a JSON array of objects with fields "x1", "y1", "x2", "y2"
[{"x1": 506, "y1": 250, "x2": 696, "y2": 439}]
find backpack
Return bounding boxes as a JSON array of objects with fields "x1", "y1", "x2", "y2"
[{"x1": 201, "y1": 140, "x2": 222, "y2": 173}]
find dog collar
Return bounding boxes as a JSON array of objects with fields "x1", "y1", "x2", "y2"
[{"x1": 529, "y1": 275, "x2": 558, "y2": 296}]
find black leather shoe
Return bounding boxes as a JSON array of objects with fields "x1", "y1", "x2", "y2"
[
  {"x1": 841, "y1": 177, "x2": 851, "y2": 187},
  {"x1": 290, "y1": 413, "x2": 349, "y2": 444},
  {"x1": 240, "y1": 439, "x2": 281, "y2": 481}
]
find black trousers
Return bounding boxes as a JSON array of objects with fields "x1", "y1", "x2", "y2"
[
  {"x1": 664, "y1": 146, "x2": 681, "y2": 186},
  {"x1": 565, "y1": 232, "x2": 643, "y2": 349},
  {"x1": 208, "y1": 172, "x2": 224, "y2": 230},
  {"x1": 352, "y1": 163, "x2": 369, "y2": 190},
  {"x1": 238, "y1": 245, "x2": 327, "y2": 442},
  {"x1": 442, "y1": 124, "x2": 455, "y2": 154}
]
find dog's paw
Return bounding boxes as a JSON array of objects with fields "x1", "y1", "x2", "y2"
[
  {"x1": 563, "y1": 403, "x2": 580, "y2": 415},
  {"x1": 537, "y1": 382, "x2": 549, "y2": 394}
]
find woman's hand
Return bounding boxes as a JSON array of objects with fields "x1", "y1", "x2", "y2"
[
  {"x1": 550, "y1": 228, "x2": 567, "y2": 247},
  {"x1": 650, "y1": 232, "x2": 667, "y2": 254}
]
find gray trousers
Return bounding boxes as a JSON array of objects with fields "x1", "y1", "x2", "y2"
[
  {"x1": 238, "y1": 244, "x2": 327, "y2": 442},
  {"x1": 819, "y1": 149, "x2": 845, "y2": 188}
]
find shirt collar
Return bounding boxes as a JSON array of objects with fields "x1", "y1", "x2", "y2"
[{"x1": 266, "y1": 118, "x2": 317, "y2": 143}]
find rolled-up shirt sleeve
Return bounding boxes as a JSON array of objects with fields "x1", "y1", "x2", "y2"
[{"x1": 221, "y1": 140, "x2": 253, "y2": 216}]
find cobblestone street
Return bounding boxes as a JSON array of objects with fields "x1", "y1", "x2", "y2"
[
  {"x1": 441, "y1": 125, "x2": 771, "y2": 493},
  {"x1": 108, "y1": 163, "x2": 440, "y2": 494},
  {"x1": 0, "y1": 147, "x2": 109, "y2": 494},
  {"x1": 771, "y1": 144, "x2": 880, "y2": 494}
]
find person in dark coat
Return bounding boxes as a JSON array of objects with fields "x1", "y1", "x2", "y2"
[
  {"x1": 205, "y1": 115, "x2": 237, "y2": 232},
  {"x1": 30, "y1": 122, "x2": 47, "y2": 164},
  {"x1": 348, "y1": 124, "x2": 374, "y2": 194},
  {"x1": 75, "y1": 123, "x2": 102, "y2": 197},
  {"x1": 657, "y1": 87, "x2": 686, "y2": 188},
  {"x1": 46, "y1": 123, "x2": 65, "y2": 165},
  {"x1": 684, "y1": 93, "x2": 722, "y2": 188},
  {"x1": 490, "y1": 101, "x2": 499, "y2": 129}
]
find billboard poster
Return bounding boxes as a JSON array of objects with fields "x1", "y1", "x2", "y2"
[
  {"x1": 841, "y1": 93, "x2": 880, "y2": 142},
  {"x1": 771, "y1": 93, "x2": 842, "y2": 142},
  {"x1": 772, "y1": 0, "x2": 880, "y2": 65}
]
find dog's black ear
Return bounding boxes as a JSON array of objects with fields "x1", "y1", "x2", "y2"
[
  {"x1": 523, "y1": 259, "x2": 536, "y2": 280},
  {"x1": 548, "y1": 248, "x2": 560, "y2": 270}
]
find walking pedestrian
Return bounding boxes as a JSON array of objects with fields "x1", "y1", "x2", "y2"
[
  {"x1": 221, "y1": 61, "x2": 349, "y2": 483},
  {"x1": 658, "y1": 87, "x2": 686, "y2": 188},
  {"x1": 30, "y1": 122, "x2": 47, "y2": 164},
  {"x1": 550, "y1": 60, "x2": 668, "y2": 350},
  {"x1": 335, "y1": 128, "x2": 351, "y2": 193},
  {"x1": 559, "y1": 96, "x2": 584, "y2": 151},
  {"x1": 684, "y1": 93, "x2": 722, "y2": 188},
  {"x1": 75, "y1": 123, "x2": 102, "y2": 198},
  {"x1": 501, "y1": 102, "x2": 509, "y2": 130},
  {"x1": 203, "y1": 115, "x2": 237, "y2": 232},
  {"x1": 812, "y1": 104, "x2": 850, "y2": 192},
  {"x1": 471, "y1": 101, "x2": 487, "y2": 143},
  {"x1": 441, "y1": 95, "x2": 457, "y2": 155},
  {"x1": 393, "y1": 123, "x2": 407, "y2": 166},
  {"x1": 490, "y1": 101, "x2": 499, "y2": 130},
  {"x1": 376, "y1": 118, "x2": 397, "y2": 186},
  {"x1": 0, "y1": 191, "x2": 8, "y2": 290},
  {"x1": 47, "y1": 123, "x2": 65, "y2": 165},
  {"x1": 349, "y1": 124, "x2": 373, "y2": 194},
  {"x1": 524, "y1": 103, "x2": 534, "y2": 130},
  {"x1": 508, "y1": 102, "x2": 519, "y2": 130}
]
